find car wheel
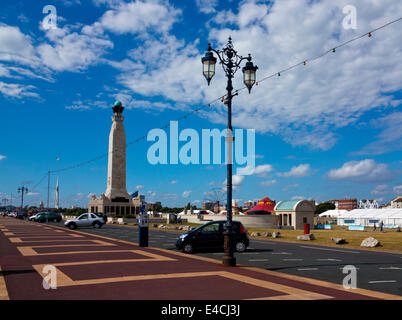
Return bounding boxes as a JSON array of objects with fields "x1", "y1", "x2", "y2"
[
  {"x1": 183, "y1": 243, "x2": 193, "y2": 254},
  {"x1": 68, "y1": 223, "x2": 77, "y2": 230},
  {"x1": 235, "y1": 241, "x2": 246, "y2": 253},
  {"x1": 93, "y1": 222, "x2": 101, "y2": 229}
]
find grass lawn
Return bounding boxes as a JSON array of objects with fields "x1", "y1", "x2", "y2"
[{"x1": 144, "y1": 222, "x2": 402, "y2": 254}]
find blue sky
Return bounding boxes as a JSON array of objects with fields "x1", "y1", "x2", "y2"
[{"x1": 0, "y1": 0, "x2": 401, "y2": 208}]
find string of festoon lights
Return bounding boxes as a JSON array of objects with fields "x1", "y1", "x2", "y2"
[{"x1": 28, "y1": 16, "x2": 402, "y2": 192}]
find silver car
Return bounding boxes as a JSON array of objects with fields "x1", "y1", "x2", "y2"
[{"x1": 64, "y1": 213, "x2": 104, "y2": 230}]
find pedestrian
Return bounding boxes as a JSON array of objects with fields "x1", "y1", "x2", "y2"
[
  {"x1": 373, "y1": 222, "x2": 376, "y2": 231},
  {"x1": 380, "y1": 221, "x2": 384, "y2": 232}
]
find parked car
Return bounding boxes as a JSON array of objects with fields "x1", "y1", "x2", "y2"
[
  {"x1": 64, "y1": 213, "x2": 105, "y2": 230},
  {"x1": 28, "y1": 214, "x2": 37, "y2": 221},
  {"x1": 94, "y1": 212, "x2": 107, "y2": 223},
  {"x1": 33, "y1": 212, "x2": 62, "y2": 223},
  {"x1": 176, "y1": 220, "x2": 249, "y2": 254},
  {"x1": 16, "y1": 212, "x2": 28, "y2": 220}
]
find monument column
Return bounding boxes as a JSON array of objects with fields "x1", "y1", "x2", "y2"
[{"x1": 105, "y1": 101, "x2": 130, "y2": 201}]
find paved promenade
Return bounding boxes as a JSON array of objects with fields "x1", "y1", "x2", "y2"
[{"x1": 1, "y1": 217, "x2": 401, "y2": 300}]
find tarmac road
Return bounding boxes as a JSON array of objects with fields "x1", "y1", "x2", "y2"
[{"x1": 47, "y1": 221, "x2": 402, "y2": 296}]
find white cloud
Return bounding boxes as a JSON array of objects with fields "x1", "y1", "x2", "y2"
[
  {"x1": 135, "y1": 185, "x2": 145, "y2": 190},
  {"x1": 291, "y1": 196, "x2": 306, "y2": 201},
  {"x1": 252, "y1": 164, "x2": 274, "y2": 176},
  {"x1": 37, "y1": 27, "x2": 113, "y2": 72},
  {"x1": 371, "y1": 185, "x2": 389, "y2": 195},
  {"x1": 105, "y1": 0, "x2": 402, "y2": 151},
  {"x1": 87, "y1": 0, "x2": 181, "y2": 35},
  {"x1": 196, "y1": 0, "x2": 218, "y2": 14},
  {"x1": 0, "y1": 82, "x2": 38, "y2": 98},
  {"x1": 0, "y1": 25, "x2": 37, "y2": 65},
  {"x1": 283, "y1": 184, "x2": 299, "y2": 191},
  {"x1": 259, "y1": 179, "x2": 277, "y2": 187},
  {"x1": 327, "y1": 159, "x2": 393, "y2": 183},
  {"x1": 27, "y1": 192, "x2": 40, "y2": 196},
  {"x1": 393, "y1": 185, "x2": 402, "y2": 194},
  {"x1": 354, "y1": 112, "x2": 402, "y2": 155},
  {"x1": 170, "y1": 180, "x2": 178, "y2": 185},
  {"x1": 232, "y1": 175, "x2": 245, "y2": 186},
  {"x1": 279, "y1": 164, "x2": 311, "y2": 178},
  {"x1": 0, "y1": 155, "x2": 6, "y2": 160},
  {"x1": 182, "y1": 191, "x2": 192, "y2": 198}
]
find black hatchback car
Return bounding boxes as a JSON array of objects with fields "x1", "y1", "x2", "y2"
[{"x1": 176, "y1": 220, "x2": 249, "y2": 254}]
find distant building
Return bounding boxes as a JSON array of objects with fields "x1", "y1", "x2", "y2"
[
  {"x1": 243, "y1": 200, "x2": 257, "y2": 210},
  {"x1": 203, "y1": 202, "x2": 217, "y2": 211},
  {"x1": 359, "y1": 199, "x2": 379, "y2": 209},
  {"x1": 274, "y1": 200, "x2": 316, "y2": 230},
  {"x1": 391, "y1": 196, "x2": 402, "y2": 209},
  {"x1": 329, "y1": 199, "x2": 357, "y2": 211}
]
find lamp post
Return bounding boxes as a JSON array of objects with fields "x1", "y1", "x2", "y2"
[
  {"x1": 18, "y1": 186, "x2": 28, "y2": 211},
  {"x1": 202, "y1": 37, "x2": 258, "y2": 267}
]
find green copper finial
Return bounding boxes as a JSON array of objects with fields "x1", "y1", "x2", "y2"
[{"x1": 112, "y1": 100, "x2": 124, "y2": 114}]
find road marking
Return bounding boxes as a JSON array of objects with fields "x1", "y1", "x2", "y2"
[
  {"x1": 297, "y1": 268, "x2": 318, "y2": 271},
  {"x1": 369, "y1": 280, "x2": 397, "y2": 284},
  {"x1": 379, "y1": 267, "x2": 402, "y2": 270},
  {"x1": 283, "y1": 259, "x2": 303, "y2": 261},
  {"x1": 0, "y1": 266, "x2": 9, "y2": 300},
  {"x1": 300, "y1": 246, "x2": 360, "y2": 254},
  {"x1": 248, "y1": 259, "x2": 269, "y2": 262},
  {"x1": 317, "y1": 258, "x2": 342, "y2": 262},
  {"x1": 213, "y1": 253, "x2": 223, "y2": 255},
  {"x1": 242, "y1": 252, "x2": 259, "y2": 255},
  {"x1": 272, "y1": 252, "x2": 292, "y2": 255}
]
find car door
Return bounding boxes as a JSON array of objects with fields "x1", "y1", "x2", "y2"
[
  {"x1": 76, "y1": 214, "x2": 90, "y2": 227},
  {"x1": 194, "y1": 222, "x2": 222, "y2": 250}
]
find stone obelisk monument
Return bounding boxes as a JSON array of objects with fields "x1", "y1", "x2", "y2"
[
  {"x1": 88, "y1": 101, "x2": 142, "y2": 216},
  {"x1": 105, "y1": 101, "x2": 131, "y2": 201}
]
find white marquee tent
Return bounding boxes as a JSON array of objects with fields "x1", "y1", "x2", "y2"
[
  {"x1": 336, "y1": 209, "x2": 402, "y2": 227},
  {"x1": 318, "y1": 210, "x2": 348, "y2": 218}
]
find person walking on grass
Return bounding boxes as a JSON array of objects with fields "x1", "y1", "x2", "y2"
[
  {"x1": 373, "y1": 222, "x2": 376, "y2": 231},
  {"x1": 380, "y1": 221, "x2": 384, "y2": 232}
]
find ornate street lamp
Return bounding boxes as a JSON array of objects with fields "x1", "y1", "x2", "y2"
[
  {"x1": 202, "y1": 51, "x2": 217, "y2": 85},
  {"x1": 18, "y1": 186, "x2": 28, "y2": 210},
  {"x1": 201, "y1": 37, "x2": 258, "y2": 267}
]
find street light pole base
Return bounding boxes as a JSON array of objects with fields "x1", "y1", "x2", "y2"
[
  {"x1": 222, "y1": 255, "x2": 236, "y2": 267},
  {"x1": 222, "y1": 232, "x2": 236, "y2": 267}
]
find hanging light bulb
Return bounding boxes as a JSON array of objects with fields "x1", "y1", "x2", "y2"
[
  {"x1": 303, "y1": 61, "x2": 307, "y2": 66},
  {"x1": 278, "y1": 72, "x2": 281, "y2": 76},
  {"x1": 332, "y1": 48, "x2": 336, "y2": 53},
  {"x1": 368, "y1": 32, "x2": 372, "y2": 37}
]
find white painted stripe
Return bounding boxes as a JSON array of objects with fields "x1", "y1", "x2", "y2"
[
  {"x1": 300, "y1": 246, "x2": 360, "y2": 254},
  {"x1": 272, "y1": 252, "x2": 292, "y2": 255},
  {"x1": 379, "y1": 267, "x2": 402, "y2": 270},
  {"x1": 248, "y1": 259, "x2": 269, "y2": 262},
  {"x1": 317, "y1": 258, "x2": 342, "y2": 262},
  {"x1": 242, "y1": 252, "x2": 259, "y2": 255},
  {"x1": 283, "y1": 259, "x2": 303, "y2": 261},
  {"x1": 369, "y1": 280, "x2": 397, "y2": 284},
  {"x1": 297, "y1": 268, "x2": 318, "y2": 271}
]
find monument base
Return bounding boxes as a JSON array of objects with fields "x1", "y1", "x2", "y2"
[{"x1": 88, "y1": 193, "x2": 142, "y2": 216}]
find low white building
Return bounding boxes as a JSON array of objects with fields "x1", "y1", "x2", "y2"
[{"x1": 337, "y1": 209, "x2": 402, "y2": 227}]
